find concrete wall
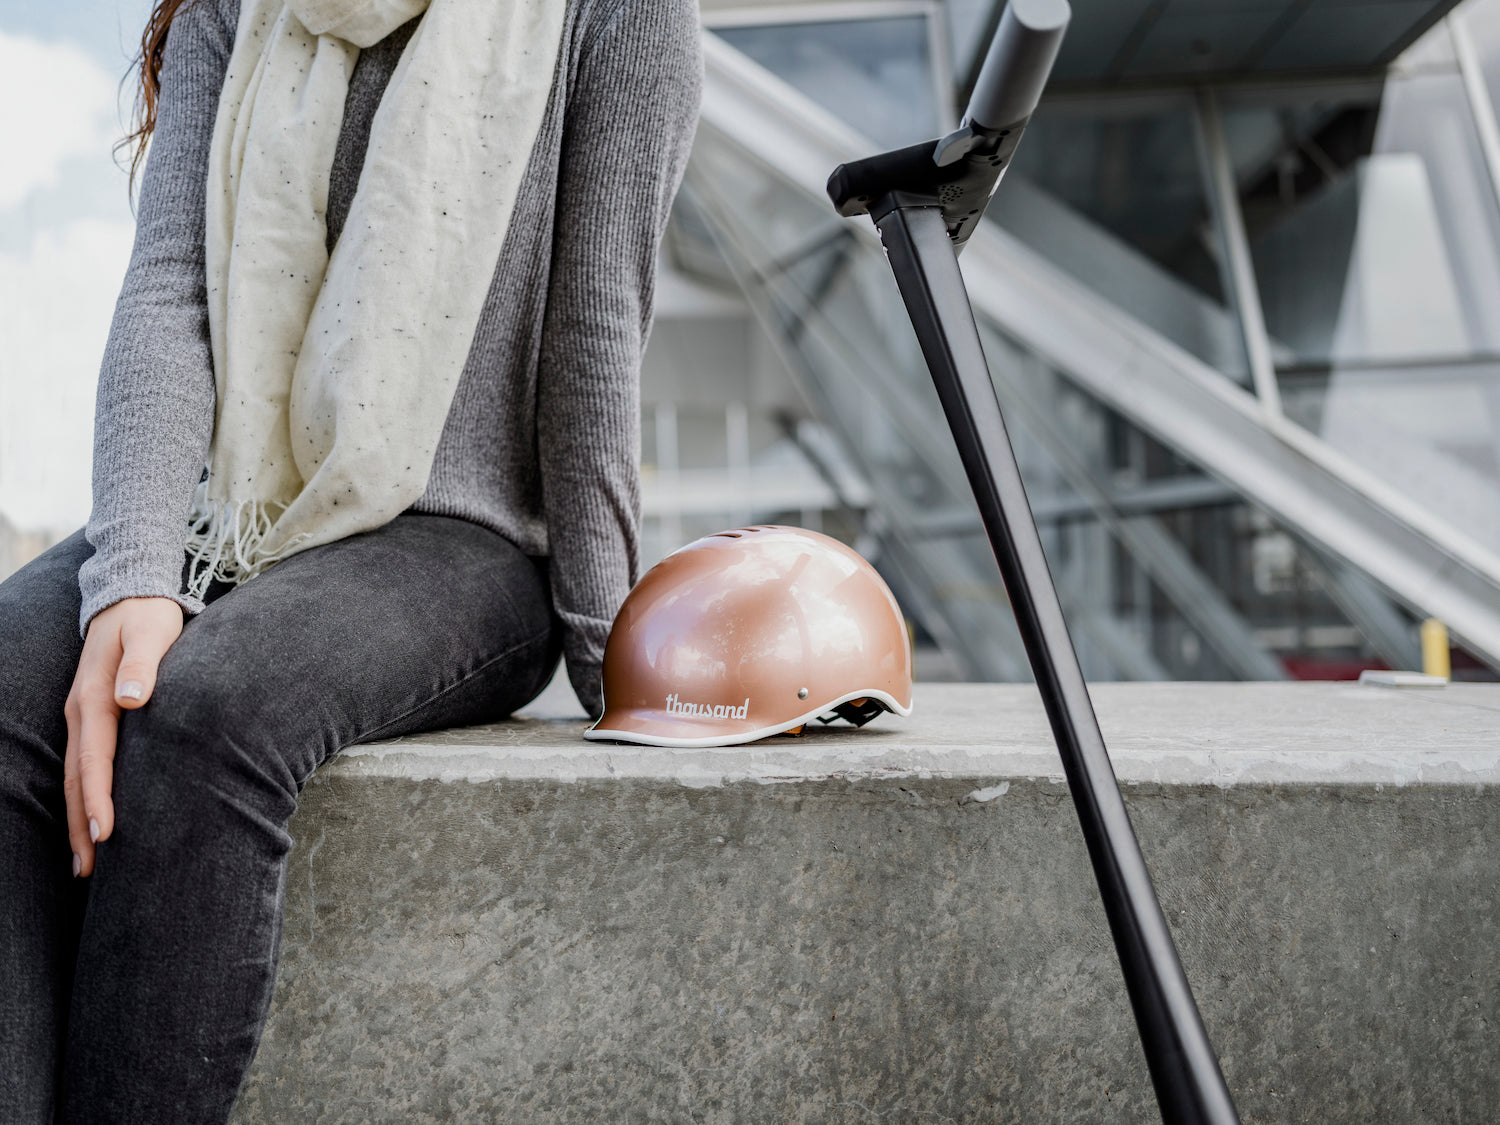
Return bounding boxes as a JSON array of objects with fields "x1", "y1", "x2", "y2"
[{"x1": 233, "y1": 683, "x2": 1500, "y2": 1123}]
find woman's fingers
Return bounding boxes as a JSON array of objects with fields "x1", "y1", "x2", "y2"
[
  {"x1": 62, "y1": 695, "x2": 93, "y2": 876},
  {"x1": 75, "y1": 678, "x2": 121, "y2": 864},
  {"x1": 64, "y1": 597, "x2": 186, "y2": 874},
  {"x1": 64, "y1": 627, "x2": 122, "y2": 877}
]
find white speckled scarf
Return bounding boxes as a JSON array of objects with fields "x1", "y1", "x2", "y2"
[{"x1": 187, "y1": 0, "x2": 565, "y2": 598}]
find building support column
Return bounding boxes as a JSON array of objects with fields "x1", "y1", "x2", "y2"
[
  {"x1": 1449, "y1": 11, "x2": 1500, "y2": 216},
  {"x1": 1194, "y1": 88, "x2": 1282, "y2": 417}
]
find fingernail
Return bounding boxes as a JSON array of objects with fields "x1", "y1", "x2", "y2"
[
  {"x1": 89, "y1": 818, "x2": 100, "y2": 843},
  {"x1": 118, "y1": 681, "x2": 144, "y2": 701},
  {"x1": 72, "y1": 854, "x2": 81, "y2": 878}
]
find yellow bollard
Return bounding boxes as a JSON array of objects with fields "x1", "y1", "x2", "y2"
[{"x1": 1420, "y1": 618, "x2": 1451, "y2": 679}]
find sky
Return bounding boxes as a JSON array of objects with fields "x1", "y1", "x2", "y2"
[{"x1": 0, "y1": 0, "x2": 153, "y2": 532}]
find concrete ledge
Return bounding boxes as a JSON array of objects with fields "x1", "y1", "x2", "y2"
[
  {"x1": 335, "y1": 681, "x2": 1500, "y2": 788},
  {"x1": 235, "y1": 683, "x2": 1500, "y2": 1123}
]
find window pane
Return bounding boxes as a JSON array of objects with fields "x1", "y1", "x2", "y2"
[
  {"x1": 995, "y1": 101, "x2": 1250, "y2": 383},
  {"x1": 1224, "y1": 52, "x2": 1500, "y2": 558},
  {"x1": 1229, "y1": 79, "x2": 1500, "y2": 369},
  {"x1": 715, "y1": 17, "x2": 940, "y2": 149}
]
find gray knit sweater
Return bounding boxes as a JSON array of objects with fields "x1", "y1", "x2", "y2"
[{"x1": 78, "y1": 0, "x2": 702, "y2": 717}]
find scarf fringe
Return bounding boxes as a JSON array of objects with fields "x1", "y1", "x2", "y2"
[{"x1": 184, "y1": 497, "x2": 312, "y2": 600}]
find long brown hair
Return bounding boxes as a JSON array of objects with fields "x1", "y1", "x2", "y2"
[{"x1": 120, "y1": 0, "x2": 198, "y2": 191}]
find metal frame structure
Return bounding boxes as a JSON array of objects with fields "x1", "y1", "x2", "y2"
[
  {"x1": 1193, "y1": 89, "x2": 1282, "y2": 415},
  {"x1": 1449, "y1": 8, "x2": 1500, "y2": 225},
  {"x1": 699, "y1": 30, "x2": 1500, "y2": 668},
  {"x1": 960, "y1": 0, "x2": 1464, "y2": 101}
]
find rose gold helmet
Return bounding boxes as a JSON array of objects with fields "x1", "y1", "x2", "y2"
[{"x1": 586, "y1": 525, "x2": 913, "y2": 747}]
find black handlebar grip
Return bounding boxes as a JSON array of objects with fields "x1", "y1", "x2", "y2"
[{"x1": 965, "y1": 0, "x2": 1070, "y2": 131}]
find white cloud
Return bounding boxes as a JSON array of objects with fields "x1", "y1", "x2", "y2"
[
  {"x1": 0, "y1": 29, "x2": 119, "y2": 211},
  {"x1": 0, "y1": 217, "x2": 135, "y2": 531}
]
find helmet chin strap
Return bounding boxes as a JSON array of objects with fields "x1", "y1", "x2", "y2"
[{"x1": 820, "y1": 697, "x2": 885, "y2": 728}]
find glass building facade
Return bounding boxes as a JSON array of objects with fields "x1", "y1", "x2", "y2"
[{"x1": 640, "y1": 0, "x2": 1500, "y2": 682}]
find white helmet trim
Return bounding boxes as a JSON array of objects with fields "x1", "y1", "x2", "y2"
[{"x1": 584, "y1": 688, "x2": 914, "y2": 748}]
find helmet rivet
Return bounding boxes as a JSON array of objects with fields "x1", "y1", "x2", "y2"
[{"x1": 797, "y1": 688, "x2": 809, "y2": 700}]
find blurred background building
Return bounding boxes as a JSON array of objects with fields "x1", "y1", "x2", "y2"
[
  {"x1": 4, "y1": 0, "x2": 1500, "y2": 682},
  {"x1": 646, "y1": 0, "x2": 1500, "y2": 683}
]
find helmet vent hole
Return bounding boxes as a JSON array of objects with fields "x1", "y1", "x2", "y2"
[
  {"x1": 712, "y1": 532, "x2": 743, "y2": 538},
  {"x1": 797, "y1": 687, "x2": 809, "y2": 700}
]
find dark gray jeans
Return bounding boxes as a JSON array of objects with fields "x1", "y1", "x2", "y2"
[{"x1": 0, "y1": 513, "x2": 561, "y2": 1123}]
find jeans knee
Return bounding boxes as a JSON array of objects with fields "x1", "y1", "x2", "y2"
[{"x1": 110, "y1": 670, "x2": 301, "y2": 860}]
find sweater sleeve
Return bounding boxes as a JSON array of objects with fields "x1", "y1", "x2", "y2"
[
  {"x1": 536, "y1": 0, "x2": 702, "y2": 719},
  {"x1": 76, "y1": 0, "x2": 237, "y2": 637}
]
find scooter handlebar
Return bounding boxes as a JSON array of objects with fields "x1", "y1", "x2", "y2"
[
  {"x1": 965, "y1": 0, "x2": 1071, "y2": 131},
  {"x1": 827, "y1": 0, "x2": 1071, "y2": 246}
]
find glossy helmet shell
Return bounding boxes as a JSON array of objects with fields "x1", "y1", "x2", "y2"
[{"x1": 586, "y1": 526, "x2": 913, "y2": 747}]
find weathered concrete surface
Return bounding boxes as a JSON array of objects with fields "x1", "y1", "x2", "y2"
[{"x1": 234, "y1": 683, "x2": 1500, "y2": 1124}]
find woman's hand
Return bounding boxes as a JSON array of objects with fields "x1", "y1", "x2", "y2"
[{"x1": 64, "y1": 596, "x2": 185, "y2": 876}]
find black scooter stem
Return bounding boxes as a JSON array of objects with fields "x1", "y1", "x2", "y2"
[
  {"x1": 872, "y1": 204, "x2": 1242, "y2": 1125},
  {"x1": 826, "y1": 4, "x2": 1241, "y2": 1116}
]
